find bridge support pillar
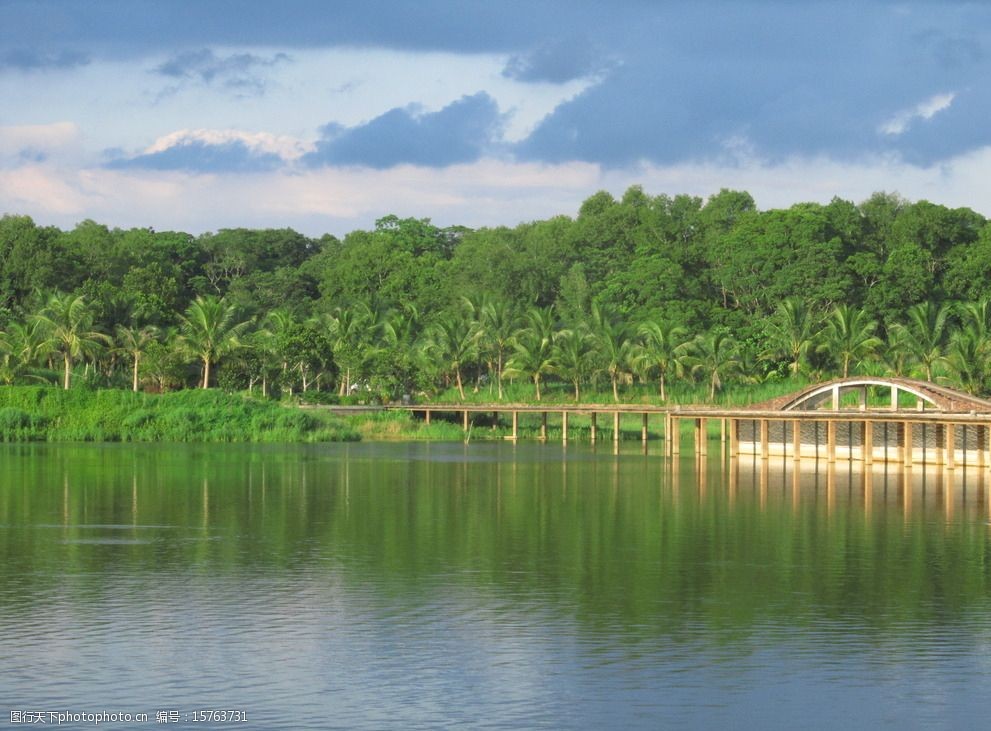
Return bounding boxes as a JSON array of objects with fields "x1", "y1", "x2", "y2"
[
  {"x1": 425, "y1": 409, "x2": 431, "y2": 426},
  {"x1": 561, "y1": 411, "x2": 568, "y2": 444},
  {"x1": 642, "y1": 413, "x2": 649, "y2": 445},
  {"x1": 792, "y1": 419, "x2": 801, "y2": 459},
  {"x1": 728, "y1": 418, "x2": 738, "y2": 458},
  {"x1": 832, "y1": 385, "x2": 840, "y2": 410},
  {"x1": 759, "y1": 419, "x2": 769, "y2": 460},
  {"x1": 511, "y1": 411, "x2": 518, "y2": 441},
  {"x1": 671, "y1": 417, "x2": 680, "y2": 455},
  {"x1": 890, "y1": 385, "x2": 898, "y2": 411},
  {"x1": 613, "y1": 412, "x2": 620, "y2": 444},
  {"x1": 827, "y1": 420, "x2": 836, "y2": 462},
  {"x1": 463, "y1": 410, "x2": 470, "y2": 432},
  {"x1": 696, "y1": 418, "x2": 708, "y2": 456},
  {"x1": 903, "y1": 422, "x2": 913, "y2": 467},
  {"x1": 540, "y1": 412, "x2": 548, "y2": 441},
  {"x1": 863, "y1": 421, "x2": 873, "y2": 465},
  {"x1": 945, "y1": 423, "x2": 955, "y2": 470},
  {"x1": 590, "y1": 413, "x2": 597, "y2": 443}
]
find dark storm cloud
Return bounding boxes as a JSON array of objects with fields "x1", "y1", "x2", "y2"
[{"x1": 303, "y1": 93, "x2": 503, "y2": 168}]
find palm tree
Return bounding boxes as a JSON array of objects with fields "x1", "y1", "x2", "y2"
[
  {"x1": 553, "y1": 328, "x2": 596, "y2": 401},
  {"x1": 256, "y1": 308, "x2": 297, "y2": 396},
  {"x1": 819, "y1": 304, "x2": 882, "y2": 378},
  {"x1": 478, "y1": 298, "x2": 517, "y2": 400},
  {"x1": 326, "y1": 303, "x2": 377, "y2": 396},
  {"x1": 690, "y1": 330, "x2": 741, "y2": 401},
  {"x1": 589, "y1": 303, "x2": 634, "y2": 402},
  {"x1": 959, "y1": 298, "x2": 991, "y2": 339},
  {"x1": 761, "y1": 297, "x2": 819, "y2": 376},
  {"x1": 940, "y1": 325, "x2": 990, "y2": 394},
  {"x1": 635, "y1": 320, "x2": 691, "y2": 401},
  {"x1": 115, "y1": 324, "x2": 159, "y2": 392},
  {"x1": 0, "y1": 319, "x2": 51, "y2": 381},
  {"x1": 505, "y1": 307, "x2": 557, "y2": 401},
  {"x1": 422, "y1": 310, "x2": 479, "y2": 400},
  {"x1": 177, "y1": 295, "x2": 250, "y2": 388},
  {"x1": 887, "y1": 301, "x2": 950, "y2": 382},
  {"x1": 33, "y1": 293, "x2": 109, "y2": 389}
]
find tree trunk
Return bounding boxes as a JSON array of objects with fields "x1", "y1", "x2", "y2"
[
  {"x1": 611, "y1": 372, "x2": 619, "y2": 402},
  {"x1": 132, "y1": 355, "x2": 140, "y2": 392},
  {"x1": 63, "y1": 354, "x2": 71, "y2": 390},
  {"x1": 202, "y1": 357, "x2": 210, "y2": 388},
  {"x1": 496, "y1": 352, "x2": 504, "y2": 400},
  {"x1": 573, "y1": 379, "x2": 580, "y2": 402},
  {"x1": 455, "y1": 369, "x2": 465, "y2": 400},
  {"x1": 659, "y1": 373, "x2": 666, "y2": 402},
  {"x1": 534, "y1": 375, "x2": 541, "y2": 401}
]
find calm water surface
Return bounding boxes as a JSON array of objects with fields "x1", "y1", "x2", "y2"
[{"x1": 1, "y1": 442, "x2": 991, "y2": 730}]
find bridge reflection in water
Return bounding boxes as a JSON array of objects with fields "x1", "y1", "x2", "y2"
[{"x1": 679, "y1": 451, "x2": 991, "y2": 526}]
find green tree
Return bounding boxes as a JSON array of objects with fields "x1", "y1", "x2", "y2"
[
  {"x1": 553, "y1": 328, "x2": 596, "y2": 401},
  {"x1": 589, "y1": 303, "x2": 634, "y2": 402},
  {"x1": 940, "y1": 326, "x2": 989, "y2": 394},
  {"x1": 478, "y1": 298, "x2": 517, "y2": 400},
  {"x1": 177, "y1": 295, "x2": 250, "y2": 388},
  {"x1": 887, "y1": 301, "x2": 950, "y2": 382},
  {"x1": 635, "y1": 320, "x2": 691, "y2": 401},
  {"x1": 115, "y1": 324, "x2": 159, "y2": 392},
  {"x1": 33, "y1": 293, "x2": 109, "y2": 389},
  {"x1": 505, "y1": 307, "x2": 557, "y2": 401},
  {"x1": 819, "y1": 305, "x2": 881, "y2": 378},
  {"x1": 689, "y1": 330, "x2": 741, "y2": 401},
  {"x1": 422, "y1": 310, "x2": 479, "y2": 400},
  {"x1": 761, "y1": 297, "x2": 820, "y2": 376}
]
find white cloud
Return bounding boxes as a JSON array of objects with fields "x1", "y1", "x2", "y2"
[
  {"x1": 141, "y1": 128, "x2": 312, "y2": 160},
  {"x1": 879, "y1": 92, "x2": 956, "y2": 136},
  {"x1": 0, "y1": 121, "x2": 79, "y2": 151}
]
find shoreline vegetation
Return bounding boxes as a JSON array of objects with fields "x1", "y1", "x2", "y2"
[
  {"x1": 0, "y1": 380, "x2": 809, "y2": 444},
  {"x1": 4, "y1": 186, "x2": 991, "y2": 443}
]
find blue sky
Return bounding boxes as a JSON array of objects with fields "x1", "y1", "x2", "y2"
[{"x1": 1, "y1": 0, "x2": 989, "y2": 234}]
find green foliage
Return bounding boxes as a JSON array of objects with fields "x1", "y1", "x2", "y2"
[
  {"x1": 2, "y1": 187, "x2": 991, "y2": 406},
  {"x1": 0, "y1": 385, "x2": 358, "y2": 442}
]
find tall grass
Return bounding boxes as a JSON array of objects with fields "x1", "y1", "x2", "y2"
[
  {"x1": 0, "y1": 386, "x2": 359, "y2": 442},
  {"x1": 427, "y1": 375, "x2": 810, "y2": 407}
]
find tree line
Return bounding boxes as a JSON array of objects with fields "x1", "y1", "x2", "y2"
[{"x1": 1, "y1": 187, "x2": 990, "y2": 401}]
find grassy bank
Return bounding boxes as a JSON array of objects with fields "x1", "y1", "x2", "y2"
[
  {"x1": 0, "y1": 386, "x2": 359, "y2": 442},
  {"x1": 0, "y1": 376, "x2": 826, "y2": 444}
]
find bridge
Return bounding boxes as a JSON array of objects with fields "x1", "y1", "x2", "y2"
[
  {"x1": 382, "y1": 377, "x2": 991, "y2": 467},
  {"x1": 673, "y1": 377, "x2": 991, "y2": 468}
]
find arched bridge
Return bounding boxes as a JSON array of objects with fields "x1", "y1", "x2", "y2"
[{"x1": 753, "y1": 377, "x2": 991, "y2": 413}]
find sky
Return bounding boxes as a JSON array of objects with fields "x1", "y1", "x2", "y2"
[{"x1": 1, "y1": 0, "x2": 990, "y2": 235}]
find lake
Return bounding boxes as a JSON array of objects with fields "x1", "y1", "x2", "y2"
[{"x1": 1, "y1": 442, "x2": 990, "y2": 730}]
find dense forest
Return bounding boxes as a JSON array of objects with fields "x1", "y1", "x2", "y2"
[{"x1": 2, "y1": 186, "x2": 991, "y2": 402}]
